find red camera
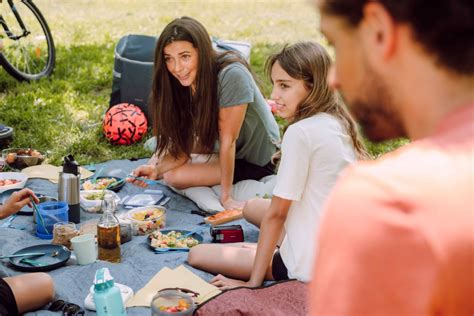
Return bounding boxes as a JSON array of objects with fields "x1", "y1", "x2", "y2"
[{"x1": 210, "y1": 225, "x2": 244, "y2": 243}]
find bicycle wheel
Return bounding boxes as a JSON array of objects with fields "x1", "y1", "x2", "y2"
[{"x1": 0, "y1": 0, "x2": 55, "y2": 81}]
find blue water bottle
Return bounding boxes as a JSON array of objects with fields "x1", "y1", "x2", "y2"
[{"x1": 93, "y1": 268, "x2": 127, "y2": 316}]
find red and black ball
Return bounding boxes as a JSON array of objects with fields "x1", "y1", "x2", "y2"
[{"x1": 103, "y1": 103, "x2": 148, "y2": 145}]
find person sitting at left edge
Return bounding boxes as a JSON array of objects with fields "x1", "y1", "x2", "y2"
[{"x1": 0, "y1": 188, "x2": 55, "y2": 315}]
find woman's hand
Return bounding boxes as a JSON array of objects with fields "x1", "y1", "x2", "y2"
[
  {"x1": 220, "y1": 196, "x2": 245, "y2": 211},
  {"x1": 127, "y1": 165, "x2": 159, "y2": 188},
  {"x1": 0, "y1": 188, "x2": 38, "y2": 219},
  {"x1": 210, "y1": 274, "x2": 259, "y2": 290}
]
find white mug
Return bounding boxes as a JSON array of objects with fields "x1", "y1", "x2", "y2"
[{"x1": 71, "y1": 234, "x2": 97, "y2": 265}]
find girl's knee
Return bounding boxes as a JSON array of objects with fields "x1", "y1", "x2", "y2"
[
  {"x1": 242, "y1": 198, "x2": 258, "y2": 219},
  {"x1": 187, "y1": 245, "x2": 205, "y2": 268},
  {"x1": 36, "y1": 273, "x2": 55, "y2": 300},
  {"x1": 163, "y1": 169, "x2": 186, "y2": 189}
]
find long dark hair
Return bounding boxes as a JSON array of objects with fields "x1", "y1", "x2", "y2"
[
  {"x1": 266, "y1": 42, "x2": 369, "y2": 159},
  {"x1": 151, "y1": 16, "x2": 250, "y2": 159}
]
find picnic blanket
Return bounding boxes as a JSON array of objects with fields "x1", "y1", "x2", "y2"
[
  {"x1": 0, "y1": 158, "x2": 261, "y2": 315},
  {"x1": 194, "y1": 280, "x2": 309, "y2": 316}
]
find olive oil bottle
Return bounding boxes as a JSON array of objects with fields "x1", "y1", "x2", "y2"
[{"x1": 97, "y1": 196, "x2": 121, "y2": 263}]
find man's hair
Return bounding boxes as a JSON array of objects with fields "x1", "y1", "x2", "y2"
[{"x1": 321, "y1": 0, "x2": 474, "y2": 75}]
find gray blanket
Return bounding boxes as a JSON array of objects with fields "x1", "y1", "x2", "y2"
[{"x1": 0, "y1": 159, "x2": 259, "y2": 315}]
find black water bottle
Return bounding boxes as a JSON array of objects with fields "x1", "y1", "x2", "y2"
[{"x1": 58, "y1": 155, "x2": 81, "y2": 223}]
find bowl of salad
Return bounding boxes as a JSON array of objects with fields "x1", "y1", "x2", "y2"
[
  {"x1": 127, "y1": 206, "x2": 166, "y2": 235},
  {"x1": 148, "y1": 230, "x2": 201, "y2": 250},
  {"x1": 80, "y1": 190, "x2": 120, "y2": 213},
  {"x1": 81, "y1": 176, "x2": 125, "y2": 192}
]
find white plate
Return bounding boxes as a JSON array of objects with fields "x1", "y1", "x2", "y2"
[{"x1": 0, "y1": 172, "x2": 28, "y2": 193}]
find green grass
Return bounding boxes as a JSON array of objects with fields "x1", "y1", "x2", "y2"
[
  {"x1": 0, "y1": 44, "x2": 150, "y2": 165},
  {"x1": 0, "y1": 0, "x2": 406, "y2": 166}
]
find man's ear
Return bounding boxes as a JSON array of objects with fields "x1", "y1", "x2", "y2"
[{"x1": 361, "y1": 2, "x2": 396, "y2": 60}]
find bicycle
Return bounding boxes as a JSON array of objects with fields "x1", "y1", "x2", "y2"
[{"x1": 0, "y1": 0, "x2": 55, "y2": 81}]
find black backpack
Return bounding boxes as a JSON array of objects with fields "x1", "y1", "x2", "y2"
[{"x1": 109, "y1": 34, "x2": 157, "y2": 121}]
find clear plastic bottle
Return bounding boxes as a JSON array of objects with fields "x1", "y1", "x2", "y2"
[
  {"x1": 97, "y1": 196, "x2": 121, "y2": 263},
  {"x1": 93, "y1": 268, "x2": 127, "y2": 316}
]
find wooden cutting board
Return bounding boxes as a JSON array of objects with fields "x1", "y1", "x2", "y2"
[
  {"x1": 204, "y1": 209, "x2": 243, "y2": 226},
  {"x1": 22, "y1": 164, "x2": 93, "y2": 183}
]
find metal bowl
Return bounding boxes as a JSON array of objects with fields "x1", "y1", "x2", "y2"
[{"x1": 2, "y1": 148, "x2": 46, "y2": 169}]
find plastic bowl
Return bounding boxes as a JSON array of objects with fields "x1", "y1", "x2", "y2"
[
  {"x1": 80, "y1": 190, "x2": 120, "y2": 213},
  {"x1": 2, "y1": 148, "x2": 46, "y2": 169},
  {"x1": 151, "y1": 290, "x2": 194, "y2": 315},
  {"x1": 127, "y1": 206, "x2": 166, "y2": 236}
]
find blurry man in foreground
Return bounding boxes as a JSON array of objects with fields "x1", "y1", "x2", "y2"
[{"x1": 310, "y1": 0, "x2": 473, "y2": 315}]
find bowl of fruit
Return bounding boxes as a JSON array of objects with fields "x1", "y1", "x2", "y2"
[
  {"x1": 127, "y1": 206, "x2": 167, "y2": 235},
  {"x1": 2, "y1": 148, "x2": 46, "y2": 170}
]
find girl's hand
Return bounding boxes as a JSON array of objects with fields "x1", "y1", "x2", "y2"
[
  {"x1": 221, "y1": 196, "x2": 245, "y2": 211},
  {"x1": 127, "y1": 165, "x2": 159, "y2": 188},
  {"x1": 1, "y1": 188, "x2": 38, "y2": 218},
  {"x1": 210, "y1": 274, "x2": 257, "y2": 290}
]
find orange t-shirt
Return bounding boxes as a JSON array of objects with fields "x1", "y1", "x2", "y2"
[{"x1": 309, "y1": 105, "x2": 474, "y2": 316}]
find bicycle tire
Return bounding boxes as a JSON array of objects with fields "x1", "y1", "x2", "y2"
[{"x1": 0, "y1": 0, "x2": 55, "y2": 81}]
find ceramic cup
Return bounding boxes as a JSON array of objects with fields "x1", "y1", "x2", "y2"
[{"x1": 71, "y1": 234, "x2": 97, "y2": 265}]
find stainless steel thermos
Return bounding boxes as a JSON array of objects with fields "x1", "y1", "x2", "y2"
[{"x1": 58, "y1": 155, "x2": 81, "y2": 223}]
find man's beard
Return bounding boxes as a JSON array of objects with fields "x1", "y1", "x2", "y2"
[{"x1": 343, "y1": 65, "x2": 406, "y2": 142}]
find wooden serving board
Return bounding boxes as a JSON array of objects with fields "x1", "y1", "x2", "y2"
[
  {"x1": 22, "y1": 164, "x2": 93, "y2": 183},
  {"x1": 204, "y1": 209, "x2": 243, "y2": 226}
]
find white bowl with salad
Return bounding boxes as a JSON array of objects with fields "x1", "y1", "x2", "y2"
[{"x1": 80, "y1": 190, "x2": 120, "y2": 213}]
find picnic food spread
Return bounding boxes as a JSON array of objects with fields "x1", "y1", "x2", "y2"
[
  {"x1": 83, "y1": 177, "x2": 118, "y2": 190},
  {"x1": 84, "y1": 191, "x2": 106, "y2": 200},
  {"x1": 130, "y1": 208, "x2": 164, "y2": 221},
  {"x1": 0, "y1": 158, "x2": 253, "y2": 314},
  {"x1": 204, "y1": 209, "x2": 243, "y2": 226},
  {"x1": 150, "y1": 231, "x2": 200, "y2": 249},
  {"x1": 128, "y1": 206, "x2": 167, "y2": 235},
  {"x1": 0, "y1": 178, "x2": 20, "y2": 187},
  {"x1": 2, "y1": 148, "x2": 45, "y2": 169},
  {"x1": 52, "y1": 222, "x2": 79, "y2": 249},
  {"x1": 80, "y1": 190, "x2": 120, "y2": 213},
  {"x1": 158, "y1": 299, "x2": 191, "y2": 313}
]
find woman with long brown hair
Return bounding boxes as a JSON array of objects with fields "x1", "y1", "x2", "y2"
[
  {"x1": 130, "y1": 17, "x2": 280, "y2": 210},
  {"x1": 188, "y1": 42, "x2": 367, "y2": 288}
]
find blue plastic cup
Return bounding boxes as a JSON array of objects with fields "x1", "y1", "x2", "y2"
[{"x1": 35, "y1": 201, "x2": 69, "y2": 240}]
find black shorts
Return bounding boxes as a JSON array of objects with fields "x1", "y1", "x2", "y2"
[
  {"x1": 0, "y1": 278, "x2": 18, "y2": 316},
  {"x1": 233, "y1": 160, "x2": 275, "y2": 184},
  {"x1": 271, "y1": 250, "x2": 289, "y2": 281}
]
